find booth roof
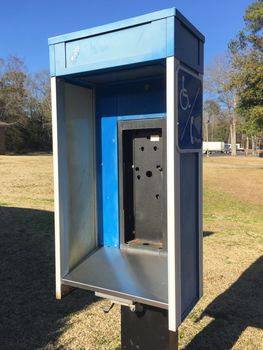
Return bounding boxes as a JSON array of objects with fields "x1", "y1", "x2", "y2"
[{"x1": 48, "y1": 8, "x2": 177, "y2": 45}]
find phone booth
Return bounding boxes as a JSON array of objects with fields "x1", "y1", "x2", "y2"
[{"x1": 49, "y1": 8, "x2": 204, "y2": 349}]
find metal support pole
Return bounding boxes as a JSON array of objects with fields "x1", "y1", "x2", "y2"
[{"x1": 121, "y1": 305, "x2": 178, "y2": 350}]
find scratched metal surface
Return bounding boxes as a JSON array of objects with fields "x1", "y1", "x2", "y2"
[{"x1": 63, "y1": 246, "x2": 168, "y2": 309}]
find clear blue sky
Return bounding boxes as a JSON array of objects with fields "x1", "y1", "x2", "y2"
[{"x1": 0, "y1": 0, "x2": 254, "y2": 73}]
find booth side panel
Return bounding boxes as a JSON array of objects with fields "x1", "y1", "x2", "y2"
[
  {"x1": 175, "y1": 63, "x2": 203, "y2": 320},
  {"x1": 64, "y1": 83, "x2": 97, "y2": 270},
  {"x1": 180, "y1": 153, "x2": 200, "y2": 319},
  {"x1": 175, "y1": 16, "x2": 204, "y2": 74},
  {"x1": 52, "y1": 80, "x2": 97, "y2": 297},
  {"x1": 51, "y1": 78, "x2": 70, "y2": 298}
]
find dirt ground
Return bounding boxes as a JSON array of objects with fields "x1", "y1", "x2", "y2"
[{"x1": 0, "y1": 155, "x2": 262, "y2": 349}]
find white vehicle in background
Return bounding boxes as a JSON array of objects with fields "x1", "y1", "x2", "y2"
[
  {"x1": 225, "y1": 143, "x2": 245, "y2": 153},
  {"x1": 236, "y1": 143, "x2": 245, "y2": 152},
  {"x1": 203, "y1": 141, "x2": 225, "y2": 154}
]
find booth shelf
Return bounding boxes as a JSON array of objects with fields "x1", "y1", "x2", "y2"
[{"x1": 62, "y1": 246, "x2": 168, "y2": 309}]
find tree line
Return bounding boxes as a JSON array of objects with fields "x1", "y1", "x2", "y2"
[
  {"x1": 0, "y1": 1, "x2": 262, "y2": 154},
  {"x1": 204, "y1": 0, "x2": 263, "y2": 155},
  {"x1": 0, "y1": 56, "x2": 51, "y2": 153}
]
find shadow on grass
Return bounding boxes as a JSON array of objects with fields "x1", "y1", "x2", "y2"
[
  {"x1": 0, "y1": 206, "x2": 97, "y2": 350},
  {"x1": 203, "y1": 231, "x2": 215, "y2": 237},
  {"x1": 185, "y1": 256, "x2": 263, "y2": 349}
]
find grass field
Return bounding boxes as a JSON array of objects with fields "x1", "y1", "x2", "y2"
[{"x1": 0, "y1": 155, "x2": 262, "y2": 349}]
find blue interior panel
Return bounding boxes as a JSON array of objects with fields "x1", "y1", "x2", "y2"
[
  {"x1": 96, "y1": 78, "x2": 166, "y2": 247},
  {"x1": 100, "y1": 114, "x2": 165, "y2": 247}
]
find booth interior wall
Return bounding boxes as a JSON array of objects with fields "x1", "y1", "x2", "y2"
[
  {"x1": 96, "y1": 77, "x2": 166, "y2": 247},
  {"x1": 64, "y1": 82, "x2": 97, "y2": 271}
]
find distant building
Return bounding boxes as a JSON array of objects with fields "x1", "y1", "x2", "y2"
[{"x1": 0, "y1": 122, "x2": 10, "y2": 155}]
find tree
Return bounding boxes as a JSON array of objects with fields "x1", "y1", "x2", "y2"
[
  {"x1": 0, "y1": 56, "x2": 52, "y2": 153},
  {"x1": 203, "y1": 100, "x2": 221, "y2": 141},
  {"x1": 27, "y1": 70, "x2": 52, "y2": 151},
  {"x1": 229, "y1": 0, "x2": 263, "y2": 149},
  {"x1": 0, "y1": 56, "x2": 28, "y2": 122},
  {"x1": 0, "y1": 56, "x2": 30, "y2": 152},
  {"x1": 205, "y1": 54, "x2": 238, "y2": 155}
]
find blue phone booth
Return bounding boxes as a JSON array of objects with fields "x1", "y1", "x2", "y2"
[{"x1": 49, "y1": 8, "x2": 204, "y2": 348}]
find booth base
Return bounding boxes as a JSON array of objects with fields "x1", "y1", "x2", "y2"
[
  {"x1": 121, "y1": 304, "x2": 178, "y2": 350},
  {"x1": 62, "y1": 246, "x2": 168, "y2": 309}
]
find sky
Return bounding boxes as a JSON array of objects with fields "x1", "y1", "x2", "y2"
[{"x1": 0, "y1": 0, "x2": 254, "y2": 73}]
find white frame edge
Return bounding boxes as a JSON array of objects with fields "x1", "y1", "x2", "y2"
[
  {"x1": 198, "y1": 148, "x2": 203, "y2": 297},
  {"x1": 51, "y1": 77, "x2": 62, "y2": 299},
  {"x1": 174, "y1": 61, "x2": 182, "y2": 327},
  {"x1": 167, "y1": 57, "x2": 181, "y2": 332}
]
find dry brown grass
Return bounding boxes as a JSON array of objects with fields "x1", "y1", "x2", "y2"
[
  {"x1": 0, "y1": 154, "x2": 53, "y2": 210},
  {"x1": 203, "y1": 156, "x2": 263, "y2": 205},
  {"x1": 0, "y1": 155, "x2": 120, "y2": 350},
  {"x1": 0, "y1": 154, "x2": 262, "y2": 349}
]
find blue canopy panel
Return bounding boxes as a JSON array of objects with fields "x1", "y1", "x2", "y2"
[{"x1": 48, "y1": 8, "x2": 204, "y2": 77}]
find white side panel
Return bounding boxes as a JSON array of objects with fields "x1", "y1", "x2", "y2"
[
  {"x1": 51, "y1": 77, "x2": 60, "y2": 299},
  {"x1": 51, "y1": 77, "x2": 70, "y2": 299},
  {"x1": 64, "y1": 83, "x2": 97, "y2": 270},
  {"x1": 174, "y1": 61, "x2": 182, "y2": 327},
  {"x1": 167, "y1": 57, "x2": 181, "y2": 331},
  {"x1": 52, "y1": 79, "x2": 96, "y2": 298}
]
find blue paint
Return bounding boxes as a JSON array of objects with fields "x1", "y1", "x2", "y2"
[
  {"x1": 166, "y1": 16, "x2": 175, "y2": 57},
  {"x1": 177, "y1": 69, "x2": 202, "y2": 150},
  {"x1": 49, "y1": 45, "x2": 55, "y2": 76},
  {"x1": 65, "y1": 20, "x2": 166, "y2": 67},
  {"x1": 54, "y1": 43, "x2": 66, "y2": 77},
  {"x1": 100, "y1": 114, "x2": 165, "y2": 248},
  {"x1": 101, "y1": 116, "x2": 119, "y2": 247},
  {"x1": 52, "y1": 19, "x2": 168, "y2": 77},
  {"x1": 48, "y1": 8, "x2": 177, "y2": 77},
  {"x1": 48, "y1": 8, "x2": 176, "y2": 45},
  {"x1": 95, "y1": 77, "x2": 166, "y2": 127},
  {"x1": 180, "y1": 153, "x2": 199, "y2": 320},
  {"x1": 49, "y1": 8, "x2": 205, "y2": 77}
]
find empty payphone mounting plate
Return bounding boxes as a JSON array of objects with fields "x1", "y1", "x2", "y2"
[
  {"x1": 62, "y1": 247, "x2": 168, "y2": 309},
  {"x1": 118, "y1": 118, "x2": 166, "y2": 250}
]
